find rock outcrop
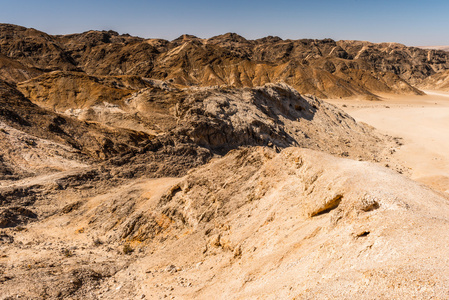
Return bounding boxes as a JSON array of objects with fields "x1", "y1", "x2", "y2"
[{"x1": 174, "y1": 83, "x2": 387, "y2": 159}]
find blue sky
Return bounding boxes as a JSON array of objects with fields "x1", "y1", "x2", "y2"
[{"x1": 0, "y1": 0, "x2": 448, "y2": 46}]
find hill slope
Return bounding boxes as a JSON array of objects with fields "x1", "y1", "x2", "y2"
[
  {"x1": 1, "y1": 147, "x2": 448, "y2": 299},
  {"x1": 417, "y1": 69, "x2": 449, "y2": 91},
  {"x1": 0, "y1": 79, "x2": 149, "y2": 179}
]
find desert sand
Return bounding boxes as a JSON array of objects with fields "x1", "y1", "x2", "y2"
[{"x1": 328, "y1": 90, "x2": 449, "y2": 193}]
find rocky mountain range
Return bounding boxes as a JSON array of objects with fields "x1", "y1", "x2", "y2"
[
  {"x1": 2, "y1": 24, "x2": 449, "y2": 100},
  {"x1": 1, "y1": 23, "x2": 449, "y2": 299}
]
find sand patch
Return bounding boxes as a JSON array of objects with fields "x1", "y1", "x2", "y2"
[{"x1": 328, "y1": 91, "x2": 449, "y2": 192}]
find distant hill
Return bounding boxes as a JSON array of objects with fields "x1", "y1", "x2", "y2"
[{"x1": 2, "y1": 23, "x2": 449, "y2": 100}]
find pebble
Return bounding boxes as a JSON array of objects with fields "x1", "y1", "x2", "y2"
[{"x1": 165, "y1": 265, "x2": 177, "y2": 273}]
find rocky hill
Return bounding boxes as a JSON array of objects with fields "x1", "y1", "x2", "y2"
[
  {"x1": 0, "y1": 81, "x2": 403, "y2": 298},
  {"x1": 0, "y1": 53, "x2": 42, "y2": 84},
  {"x1": 0, "y1": 78, "x2": 150, "y2": 178},
  {"x1": 1, "y1": 80, "x2": 394, "y2": 185},
  {"x1": 2, "y1": 24, "x2": 449, "y2": 100},
  {"x1": 417, "y1": 69, "x2": 449, "y2": 91}
]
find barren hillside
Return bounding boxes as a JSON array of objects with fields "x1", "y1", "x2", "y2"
[
  {"x1": 2, "y1": 23, "x2": 449, "y2": 299},
  {"x1": 0, "y1": 79, "x2": 409, "y2": 298},
  {"x1": 2, "y1": 24, "x2": 449, "y2": 100},
  {"x1": 1, "y1": 147, "x2": 449, "y2": 299},
  {"x1": 417, "y1": 70, "x2": 449, "y2": 91}
]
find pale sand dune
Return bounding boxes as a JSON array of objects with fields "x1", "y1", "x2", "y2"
[{"x1": 328, "y1": 92, "x2": 449, "y2": 193}]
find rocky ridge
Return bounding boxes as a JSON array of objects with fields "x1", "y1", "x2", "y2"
[{"x1": 2, "y1": 24, "x2": 449, "y2": 100}]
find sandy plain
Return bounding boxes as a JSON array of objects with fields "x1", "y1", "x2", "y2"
[{"x1": 328, "y1": 90, "x2": 449, "y2": 193}]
